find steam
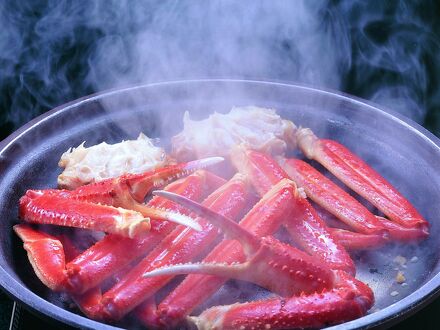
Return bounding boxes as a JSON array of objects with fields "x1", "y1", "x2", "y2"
[
  {"x1": 2, "y1": 1, "x2": 439, "y2": 327},
  {"x1": 87, "y1": 1, "x2": 346, "y2": 89},
  {"x1": 2, "y1": 0, "x2": 438, "y2": 139}
]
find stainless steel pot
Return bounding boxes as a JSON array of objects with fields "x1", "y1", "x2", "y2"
[{"x1": 0, "y1": 80, "x2": 439, "y2": 329}]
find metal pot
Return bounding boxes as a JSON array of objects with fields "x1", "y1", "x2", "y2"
[{"x1": 0, "y1": 80, "x2": 439, "y2": 329}]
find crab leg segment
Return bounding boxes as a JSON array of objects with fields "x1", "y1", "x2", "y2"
[
  {"x1": 69, "y1": 156, "x2": 224, "y2": 205},
  {"x1": 18, "y1": 158, "x2": 224, "y2": 236},
  {"x1": 192, "y1": 271, "x2": 373, "y2": 330},
  {"x1": 13, "y1": 224, "x2": 106, "y2": 320},
  {"x1": 14, "y1": 224, "x2": 67, "y2": 291},
  {"x1": 19, "y1": 192, "x2": 152, "y2": 238},
  {"x1": 330, "y1": 228, "x2": 388, "y2": 250},
  {"x1": 296, "y1": 128, "x2": 428, "y2": 232},
  {"x1": 100, "y1": 174, "x2": 248, "y2": 321},
  {"x1": 280, "y1": 158, "x2": 387, "y2": 235},
  {"x1": 233, "y1": 147, "x2": 354, "y2": 273}
]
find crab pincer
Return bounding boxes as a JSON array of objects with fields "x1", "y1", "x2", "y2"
[{"x1": 18, "y1": 157, "x2": 225, "y2": 237}]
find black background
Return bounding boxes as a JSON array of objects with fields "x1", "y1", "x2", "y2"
[{"x1": 1, "y1": 1, "x2": 440, "y2": 329}]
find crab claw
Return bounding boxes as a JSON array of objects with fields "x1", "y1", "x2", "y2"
[
  {"x1": 19, "y1": 158, "x2": 224, "y2": 238},
  {"x1": 20, "y1": 191, "x2": 202, "y2": 239}
]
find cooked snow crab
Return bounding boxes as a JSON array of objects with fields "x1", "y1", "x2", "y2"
[{"x1": 14, "y1": 107, "x2": 429, "y2": 329}]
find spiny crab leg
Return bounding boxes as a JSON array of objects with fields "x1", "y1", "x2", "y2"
[
  {"x1": 144, "y1": 191, "x2": 374, "y2": 330},
  {"x1": 232, "y1": 147, "x2": 354, "y2": 273},
  {"x1": 74, "y1": 156, "x2": 225, "y2": 204},
  {"x1": 296, "y1": 128, "x2": 429, "y2": 232},
  {"x1": 18, "y1": 157, "x2": 224, "y2": 238},
  {"x1": 279, "y1": 158, "x2": 387, "y2": 236},
  {"x1": 192, "y1": 271, "x2": 373, "y2": 330},
  {"x1": 14, "y1": 225, "x2": 67, "y2": 291},
  {"x1": 19, "y1": 191, "x2": 195, "y2": 238},
  {"x1": 154, "y1": 178, "x2": 333, "y2": 328}
]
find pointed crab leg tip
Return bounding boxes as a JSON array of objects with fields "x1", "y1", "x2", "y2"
[
  {"x1": 153, "y1": 190, "x2": 260, "y2": 254},
  {"x1": 170, "y1": 216, "x2": 202, "y2": 232},
  {"x1": 184, "y1": 157, "x2": 225, "y2": 171},
  {"x1": 142, "y1": 264, "x2": 191, "y2": 278},
  {"x1": 142, "y1": 261, "x2": 238, "y2": 279},
  {"x1": 158, "y1": 209, "x2": 202, "y2": 232},
  {"x1": 153, "y1": 190, "x2": 184, "y2": 202}
]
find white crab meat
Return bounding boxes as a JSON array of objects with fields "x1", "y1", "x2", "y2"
[
  {"x1": 58, "y1": 133, "x2": 168, "y2": 189},
  {"x1": 171, "y1": 106, "x2": 297, "y2": 160}
]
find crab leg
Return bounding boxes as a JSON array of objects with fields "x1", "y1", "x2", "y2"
[
  {"x1": 13, "y1": 224, "x2": 106, "y2": 319},
  {"x1": 69, "y1": 156, "x2": 224, "y2": 205},
  {"x1": 18, "y1": 158, "x2": 223, "y2": 237},
  {"x1": 192, "y1": 272, "x2": 373, "y2": 330},
  {"x1": 330, "y1": 228, "x2": 388, "y2": 250},
  {"x1": 19, "y1": 192, "x2": 154, "y2": 238},
  {"x1": 14, "y1": 225, "x2": 67, "y2": 291},
  {"x1": 66, "y1": 172, "x2": 215, "y2": 294},
  {"x1": 100, "y1": 174, "x2": 248, "y2": 321},
  {"x1": 279, "y1": 158, "x2": 387, "y2": 235},
  {"x1": 155, "y1": 179, "x2": 312, "y2": 327},
  {"x1": 144, "y1": 192, "x2": 373, "y2": 330},
  {"x1": 14, "y1": 172, "x2": 213, "y2": 296},
  {"x1": 233, "y1": 147, "x2": 354, "y2": 273},
  {"x1": 296, "y1": 128, "x2": 429, "y2": 232}
]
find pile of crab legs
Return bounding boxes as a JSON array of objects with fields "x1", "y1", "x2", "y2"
[{"x1": 14, "y1": 127, "x2": 429, "y2": 329}]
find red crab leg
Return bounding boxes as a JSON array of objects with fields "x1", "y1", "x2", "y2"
[
  {"x1": 376, "y1": 216, "x2": 428, "y2": 241},
  {"x1": 14, "y1": 224, "x2": 67, "y2": 291},
  {"x1": 330, "y1": 228, "x2": 388, "y2": 250},
  {"x1": 192, "y1": 271, "x2": 373, "y2": 330},
  {"x1": 283, "y1": 195, "x2": 355, "y2": 274},
  {"x1": 296, "y1": 128, "x2": 429, "y2": 232},
  {"x1": 331, "y1": 216, "x2": 428, "y2": 250},
  {"x1": 144, "y1": 192, "x2": 373, "y2": 330},
  {"x1": 233, "y1": 147, "x2": 354, "y2": 273},
  {"x1": 133, "y1": 297, "x2": 158, "y2": 327},
  {"x1": 100, "y1": 174, "x2": 248, "y2": 321},
  {"x1": 19, "y1": 192, "x2": 154, "y2": 238},
  {"x1": 19, "y1": 158, "x2": 223, "y2": 236},
  {"x1": 65, "y1": 172, "x2": 216, "y2": 294},
  {"x1": 156, "y1": 149, "x2": 353, "y2": 327},
  {"x1": 13, "y1": 224, "x2": 105, "y2": 320},
  {"x1": 156, "y1": 179, "x2": 308, "y2": 327},
  {"x1": 69, "y1": 157, "x2": 224, "y2": 205},
  {"x1": 279, "y1": 158, "x2": 387, "y2": 235}
]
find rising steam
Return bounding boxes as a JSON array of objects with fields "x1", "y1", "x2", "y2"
[{"x1": 0, "y1": 0, "x2": 439, "y2": 138}]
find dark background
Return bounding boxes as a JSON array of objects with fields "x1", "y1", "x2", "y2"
[{"x1": 1, "y1": 0, "x2": 440, "y2": 329}]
